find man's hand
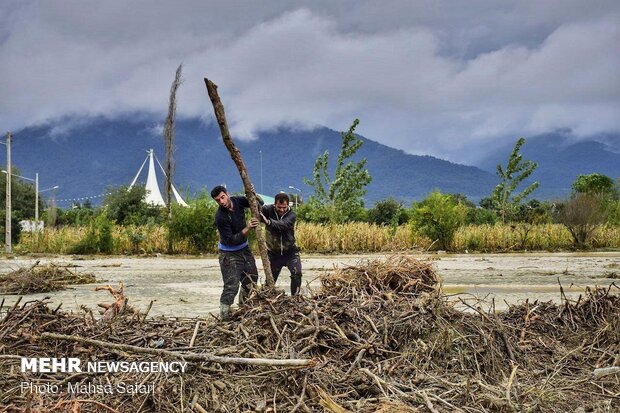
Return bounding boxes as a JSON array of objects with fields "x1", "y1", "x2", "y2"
[
  {"x1": 260, "y1": 212, "x2": 270, "y2": 225},
  {"x1": 249, "y1": 217, "x2": 260, "y2": 228},
  {"x1": 242, "y1": 217, "x2": 260, "y2": 236}
]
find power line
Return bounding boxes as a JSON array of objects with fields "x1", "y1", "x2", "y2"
[{"x1": 54, "y1": 192, "x2": 112, "y2": 204}]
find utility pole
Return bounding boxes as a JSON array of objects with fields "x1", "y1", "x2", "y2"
[{"x1": 5, "y1": 131, "x2": 11, "y2": 253}]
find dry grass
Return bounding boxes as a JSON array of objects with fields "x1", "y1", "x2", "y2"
[
  {"x1": 16, "y1": 223, "x2": 620, "y2": 254},
  {"x1": 296, "y1": 222, "x2": 415, "y2": 252}
]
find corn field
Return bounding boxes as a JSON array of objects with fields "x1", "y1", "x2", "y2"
[{"x1": 17, "y1": 223, "x2": 620, "y2": 255}]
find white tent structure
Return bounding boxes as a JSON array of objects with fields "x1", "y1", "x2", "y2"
[{"x1": 129, "y1": 149, "x2": 188, "y2": 207}]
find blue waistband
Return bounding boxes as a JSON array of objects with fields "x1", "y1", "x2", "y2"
[{"x1": 218, "y1": 241, "x2": 249, "y2": 251}]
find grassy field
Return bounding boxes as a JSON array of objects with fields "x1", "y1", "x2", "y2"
[
  {"x1": 17, "y1": 222, "x2": 620, "y2": 254},
  {"x1": 15, "y1": 222, "x2": 620, "y2": 254}
]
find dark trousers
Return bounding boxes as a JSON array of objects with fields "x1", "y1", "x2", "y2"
[
  {"x1": 268, "y1": 250, "x2": 302, "y2": 295},
  {"x1": 218, "y1": 247, "x2": 258, "y2": 305}
]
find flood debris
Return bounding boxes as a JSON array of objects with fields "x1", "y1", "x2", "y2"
[
  {"x1": 0, "y1": 262, "x2": 96, "y2": 295},
  {"x1": 0, "y1": 256, "x2": 618, "y2": 412}
]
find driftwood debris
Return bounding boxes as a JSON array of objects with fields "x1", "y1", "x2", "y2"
[
  {"x1": 0, "y1": 262, "x2": 96, "y2": 294},
  {"x1": 1, "y1": 257, "x2": 619, "y2": 411},
  {"x1": 41, "y1": 332, "x2": 315, "y2": 367},
  {"x1": 204, "y1": 78, "x2": 274, "y2": 286}
]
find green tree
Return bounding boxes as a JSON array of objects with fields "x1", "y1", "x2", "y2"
[
  {"x1": 411, "y1": 191, "x2": 468, "y2": 251},
  {"x1": 492, "y1": 138, "x2": 539, "y2": 222},
  {"x1": 512, "y1": 199, "x2": 552, "y2": 250},
  {"x1": 102, "y1": 185, "x2": 165, "y2": 226},
  {"x1": 448, "y1": 195, "x2": 497, "y2": 225},
  {"x1": 367, "y1": 198, "x2": 409, "y2": 226},
  {"x1": 572, "y1": 173, "x2": 618, "y2": 199},
  {"x1": 167, "y1": 195, "x2": 218, "y2": 253},
  {"x1": 304, "y1": 119, "x2": 372, "y2": 223},
  {"x1": 56, "y1": 205, "x2": 99, "y2": 227}
]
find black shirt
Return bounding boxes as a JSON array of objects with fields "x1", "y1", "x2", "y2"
[{"x1": 215, "y1": 196, "x2": 251, "y2": 250}]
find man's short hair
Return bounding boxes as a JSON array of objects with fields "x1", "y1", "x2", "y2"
[
  {"x1": 275, "y1": 192, "x2": 290, "y2": 204},
  {"x1": 210, "y1": 185, "x2": 228, "y2": 198}
]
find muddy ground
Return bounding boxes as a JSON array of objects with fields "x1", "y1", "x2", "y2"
[{"x1": 1, "y1": 252, "x2": 618, "y2": 317}]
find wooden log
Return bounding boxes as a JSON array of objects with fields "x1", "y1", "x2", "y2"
[
  {"x1": 163, "y1": 64, "x2": 183, "y2": 253},
  {"x1": 593, "y1": 366, "x2": 620, "y2": 378},
  {"x1": 204, "y1": 78, "x2": 274, "y2": 286},
  {"x1": 40, "y1": 332, "x2": 315, "y2": 367}
]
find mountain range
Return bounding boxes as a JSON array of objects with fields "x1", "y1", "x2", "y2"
[{"x1": 6, "y1": 115, "x2": 620, "y2": 208}]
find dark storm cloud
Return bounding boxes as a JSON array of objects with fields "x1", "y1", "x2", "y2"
[{"x1": 1, "y1": 0, "x2": 618, "y2": 162}]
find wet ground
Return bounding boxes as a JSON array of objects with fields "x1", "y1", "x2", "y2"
[{"x1": 1, "y1": 252, "x2": 618, "y2": 317}]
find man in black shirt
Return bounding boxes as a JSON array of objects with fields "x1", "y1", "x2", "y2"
[
  {"x1": 260, "y1": 193, "x2": 302, "y2": 295},
  {"x1": 211, "y1": 185, "x2": 260, "y2": 320}
]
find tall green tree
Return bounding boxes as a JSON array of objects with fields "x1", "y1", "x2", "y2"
[
  {"x1": 102, "y1": 185, "x2": 164, "y2": 226},
  {"x1": 411, "y1": 191, "x2": 468, "y2": 251},
  {"x1": 304, "y1": 119, "x2": 372, "y2": 223},
  {"x1": 492, "y1": 138, "x2": 539, "y2": 222},
  {"x1": 572, "y1": 173, "x2": 618, "y2": 199}
]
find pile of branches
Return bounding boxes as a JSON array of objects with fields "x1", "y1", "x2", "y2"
[
  {"x1": 320, "y1": 256, "x2": 441, "y2": 297},
  {"x1": 0, "y1": 262, "x2": 96, "y2": 294},
  {"x1": 1, "y1": 257, "x2": 619, "y2": 412}
]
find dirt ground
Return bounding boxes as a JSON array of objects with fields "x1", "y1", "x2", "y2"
[{"x1": 1, "y1": 252, "x2": 618, "y2": 317}]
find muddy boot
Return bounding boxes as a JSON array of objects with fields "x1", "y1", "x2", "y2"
[{"x1": 219, "y1": 304, "x2": 231, "y2": 321}]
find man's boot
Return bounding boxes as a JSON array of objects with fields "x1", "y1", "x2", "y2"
[{"x1": 220, "y1": 304, "x2": 231, "y2": 321}]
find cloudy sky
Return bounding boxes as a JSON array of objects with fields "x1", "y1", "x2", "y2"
[{"x1": 1, "y1": 0, "x2": 619, "y2": 163}]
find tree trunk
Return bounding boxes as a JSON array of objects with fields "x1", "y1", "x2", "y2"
[
  {"x1": 41, "y1": 332, "x2": 314, "y2": 367},
  {"x1": 204, "y1": 78, "x2": 274, "y2": 287},
  {"x1": 164, "y1": 64, "x2": 183, "y2": 254}
]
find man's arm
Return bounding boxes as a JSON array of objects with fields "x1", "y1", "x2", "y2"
[
  {"x1": 265, "y1": 210, "x2": 296, "y2": 231},
  {"x1": 260, "y1": 204, "x2": 271, "y2": 223},
  {"x1": 216, "y1": 214, "x2": 258, "y2": 245}
]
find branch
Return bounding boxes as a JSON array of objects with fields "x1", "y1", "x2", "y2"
[
  {"x1": 204, "y1": 78, "x2": 274, "y2": 286},
  {"x1": 41, "y1": 332, "x2": 315, "y2": 367}
]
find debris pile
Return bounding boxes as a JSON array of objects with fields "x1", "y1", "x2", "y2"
[
  {"x1": 0, "y1": 262, "x2": 96, "y2": 295},
  {"x1": 1, "y1": 257, "x2": 618, "y2": 412},
  {"x1": 320, "y1": 256, "x2": 441, "y2": 296}
]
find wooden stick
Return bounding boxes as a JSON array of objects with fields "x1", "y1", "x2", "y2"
[
  {"x1": 54, "y1": 399, "x2": 121, "y2": 413},
  {"x1": 420, "y1": 391, "x2": 440, "y2": 413},
  {"x1": 41, "y1": 332, "x2": 315, "y2": 367},
  {"x1": 204, "y1": 78, "x2": 274, "y2": 286},
  {"x1": 189, "y1": 320, "x2": 201, "y2": 347}
]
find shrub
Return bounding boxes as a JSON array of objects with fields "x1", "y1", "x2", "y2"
[
  {"x1": 411, "y1": 191, "x2": 468, "y2": 251},
  {"x1": 367, "y1": 198, "x2": 409, "y2": 226},
  {"x1": 70, "y1": 214, "x2": 115, "y2": 254},
  {"x1": 167, "y1": 198, "x2": 218, "y2": 253},
  {"x1": 554, "y1": 193, "x2": 608, "y2": 248},
  {"x1": 607, "y1": 200, "x2": 620, "y2": 226},
  {"x1": 103, "y1": 185, "x2": 166, "y2": 226}
]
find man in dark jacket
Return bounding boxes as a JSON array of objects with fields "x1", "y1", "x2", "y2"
[
  {"x1": 211, "y1": 185, "x2": 261, "y2": 320},
  {"x1": 260, "y1": 193, "x2": 302, "y2": 295}
]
